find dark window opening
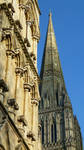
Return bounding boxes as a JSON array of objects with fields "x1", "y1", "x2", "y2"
[
  {"x1": 56, "y1": 92, "x2": 59, "y2": 106},
  {"x1": 60, "y1": 120, "x2": 64, "y2": 141},
  {"x1": 51, "y1": 124, "x2": 53, "y2": 143},
  {"x1": 42, "y1": 122, "x2": 44, "y2": 144},
  {"x1": 44, "y1": 93, "x2": 47, "y2": 98},
  {"x1": 38, "y1": 102, "x2": 40, "y2": 109},
  {"x1": 41, "y1": 98, "x2": 44, "y2": 108},
  {"x1": 46, "y1": 120, "x2": 48, "y2": 143},
  {"x1": 54, "y1": 122, "x2": 57, "y2": 142}
]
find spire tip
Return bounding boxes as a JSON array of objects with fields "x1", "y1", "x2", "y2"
[{"x1": 49, "y1": 10, "x2": 52, "y2": 17}]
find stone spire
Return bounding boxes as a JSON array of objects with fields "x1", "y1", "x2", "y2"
[
  {"x1": 39, "y1": 13, "x2": 83, "y2": 150},
  {"x1": 40, "y1": 13, "x2": 66, "y2": 100},
  {"x1": 40, "y1": 12, "x2": 64, "y2": 82}
]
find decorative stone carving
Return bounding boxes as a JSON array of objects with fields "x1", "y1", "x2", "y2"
[
  {"x1": 25, "y1": 5, "x2": 33, "y2": 23},
  {"x1": 0, "y1": 115, "x2": 7, "y2": 129},
  {"x1": 1, "y1": 27, "x2": 12, "y2": 42},
  {"x1": 17, "y1": 115, "x2": 27, "y2": 126},
  {"x1": 0, "y1": 1, "x2": 41, "y2": 150},
  {"x1": 27, "y1": 131, "x2": 36, "y2": 141},
  {"x1": 31, "y1": 98, "x2": 38, "y2": 105},
  {"x1": 15, "y1": 20, "x2": 23, "y2": 30},
  {"x1": 7, "y1": 98, "x2": 19, "y2": 110},
  {"x1": 15, "y1": 67, "x2": 23, "y2": 76},
  {"x1": 24, "y1": 38, "x2": 30, "y2": 47},
  {"x1": 6, "y1": 49, "x2": 15, "y2": 58},
  {"x1": 8, "y1": 3, "x2": 15, "y2": 15},
  {"x1": 24, "y1": 83, "x2": 32, "y2": 92},
  {"x1": 0, "y1": 79, "x2": 8, "y2": 92}
]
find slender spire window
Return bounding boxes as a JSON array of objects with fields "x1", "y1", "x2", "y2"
[
  {"x1": 51, "y1": 124, "x2": 54, "y2": 143},
  {"x1": 60, "y1": 119, "x2": 64, "y2": 141},
  {"x1": 54, "y1": 121, "x2": 57, "y2": 142},
  {"x1": 46, "y1": 119, "x2": 48, "y2": 144},
  {"x1": 56, "y1": 92, "x2": 59, "y2": 106},
  {"x1": 41, "y1": 98, "x2": 44, "y2": 108},
  {"x1": 42, "y1": 121, "x2": 44, "y2": 144},
  {"x1": 51, "y1": 119, "x2": 57, "y2": 143}
]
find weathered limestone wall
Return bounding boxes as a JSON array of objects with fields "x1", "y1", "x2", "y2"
[{"x1": 0, "y1": 0, "x2": 41, "y2": 150}]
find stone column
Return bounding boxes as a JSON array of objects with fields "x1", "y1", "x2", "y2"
[
  {"x1": 24, "y1": 83, "x2": 31, "y2": 132},
  {"x1": 19, "y1": 4, "x2": 26, "y2": 38},
  {"x1": 31, "y1": 98, "x2": 39, "y2": 150},
  {"x1": 5, "y1": 50, "x2": 15, "y2": 99},
  {"x1": 26, "y1": 21, "x2": 32, "y2": 42},
  {"x1": 15, "y1": 67, "x2": 23, "y2": 117},
  {"x1": 31, "y1": 99, "x2": 38, "y2": 139},
  {"x1": 32, "y1": 37, "x2": 37, "y2": 67}
]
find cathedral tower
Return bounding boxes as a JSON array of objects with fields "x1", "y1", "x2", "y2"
[{"x1": 39, "y1": 13, "x2": 83, "y2": 150}]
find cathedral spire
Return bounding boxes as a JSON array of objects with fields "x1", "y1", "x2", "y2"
[
  {"x1": 40, "y1": 13, "x2": 64, "y2": 86},
  {"x1": 39, "y1": 13, "x2": 83, "y2": 150}
]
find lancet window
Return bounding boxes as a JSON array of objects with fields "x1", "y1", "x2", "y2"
[
  {"x1": 41, "y1": 120, "x2": 44, "y2": 144},
  {"x1": 56, "y1": 91, "x2": 59, "y2": 106},
  {"x1": 51, "y1": 119, "x2": 57, "y2": 143},
  {"x1": 41, "y1": 98, "x2": 44, "y2": 109},
  {"x1": 51, "y1": 124, "x2": 54, "y2": 143},
  {"x1": 46, "y1": 118, "x2": 48, "y2": 144},
  {"x1": 60, "y1": 119, "x2": 64, "y2": 141},
  {"x1": 54, "y1": 121, "x2": 57, "y2": 142}
]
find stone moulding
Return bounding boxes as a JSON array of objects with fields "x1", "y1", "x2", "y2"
[
  {"x1": 0, "y1": 101, "x2": 29, "y2": 150},
  {"x1": 0, "y1": 3, "x2": 40, "y2": 83}
]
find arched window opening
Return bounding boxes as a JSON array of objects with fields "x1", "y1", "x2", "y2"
[
  {"x1": 47, "y1": 95, "x2": 50, "y2": 107},
  {"x1": 60, "y1": 120, "x2": 64, "y2": 141},
  {"x1": 51, "y1": 119, "x2": 57, "y2": 143},
  {"x1": 46, "y1": 119, "x2": 48, "y2": 144},
  {"x1": 44, "y1": 93, "x2": 47, "y2": 99},
  {"x1": 41, "y1": 121, "x2": 44, "y2": 144},
  {"x1": 51, "y1": 124, "x2": 54, "y2": 143},
  {"x1": 56, "y1": 92, "x2": 59, "y2": 106},
  {"x1": 41, "y1": 98, "x2": 44, "y2": 109},
  {"x1": 60, "y1": 93, "x2": 65, "y2": 106},
  {"x1": 54, "y1": 121, "x2": 57, "y2": 143},
  {"x1": 38, "y1": 101, "x2": 40, "y2": 109}
]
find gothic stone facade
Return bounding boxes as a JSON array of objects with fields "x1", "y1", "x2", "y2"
[
  {"x1": 0, "y1": 0, "x2": 42, "y2": 150},
  {"x1": 39, "y1": 13, "x2": 83, "y2": 150}
]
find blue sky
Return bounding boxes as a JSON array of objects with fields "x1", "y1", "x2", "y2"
[{"x1": 37, "y1": 0, "x2": 84, "y2": 146}]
